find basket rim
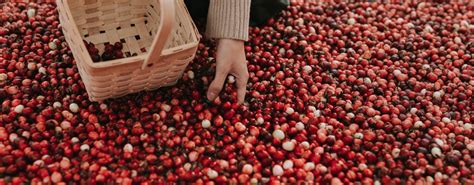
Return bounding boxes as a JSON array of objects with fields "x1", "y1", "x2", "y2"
[{"x1": 59, "y1": 0, "x2": 200, "y2": 69}]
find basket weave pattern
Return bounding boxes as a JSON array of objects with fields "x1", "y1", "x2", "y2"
[{"x1": 57, "y1": 0, "x2": 199, "y2": 101}]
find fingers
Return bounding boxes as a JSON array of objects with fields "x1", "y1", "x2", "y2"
[
  {"x1": 235, "y1": 71, "x2": 249, "y2": 104},
  {"x1": 207, "y1": 70, "x2": 227, "y2": 101},
  {"x1": 236, "y1": 80, "x2": 247, "y2": 104}
]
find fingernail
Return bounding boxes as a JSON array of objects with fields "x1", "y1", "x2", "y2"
[{"x1": 207, "y1": 92, "x2": 216, "y2": 100}]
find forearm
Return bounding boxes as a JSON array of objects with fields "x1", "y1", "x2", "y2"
[{"x1": 205, "y1": 0, "x2": 251, "y2": 41}]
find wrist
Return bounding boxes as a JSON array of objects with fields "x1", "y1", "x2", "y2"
[
  {"x1": 217, "y1": 39, "x2": 245, "y2": 53},
  {"x1": 218, "y1": 38, "x2": 244, "y2": 46}
]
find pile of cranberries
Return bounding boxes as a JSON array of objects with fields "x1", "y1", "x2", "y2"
[
  {"x1": 1, "y1": 1, "x2": 473, "y2": 184},
  {"x1": 84, "y1": 40, "x2": 125, "y2": 62}
]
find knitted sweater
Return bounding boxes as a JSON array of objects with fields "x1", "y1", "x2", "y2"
[{"x1": 205, "y1": 0, "x2": 251, "y2": 41}]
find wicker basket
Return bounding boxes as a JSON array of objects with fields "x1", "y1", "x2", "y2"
[{"x1": 56, "y1": 0, "x2": 199, "y2": 101}]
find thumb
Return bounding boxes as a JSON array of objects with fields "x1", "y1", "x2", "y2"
[{"x1": 207, "y1": 70, "x2": 227, "y2": 101}]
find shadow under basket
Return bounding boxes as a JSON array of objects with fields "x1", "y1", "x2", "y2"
[{"x1": 57, "y1": 0, "x2": 200, "y2": 101}]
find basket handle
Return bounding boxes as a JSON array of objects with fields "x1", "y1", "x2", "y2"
[{"x1": 142, "y1": 0, "x2": 176, "y2": 69}]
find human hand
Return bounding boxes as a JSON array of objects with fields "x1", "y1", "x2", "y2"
[{"x1": 207, "y1": 39, "x2": 249, "y2": 104}]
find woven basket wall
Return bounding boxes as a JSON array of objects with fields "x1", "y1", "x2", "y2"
[{"x1": 57, "y1": 0, "x2": 199, "y2": 101}]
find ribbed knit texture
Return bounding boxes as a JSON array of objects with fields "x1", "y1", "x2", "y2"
[{"x1": 205, "y1": 0, "x2": 251, "y2": 41}]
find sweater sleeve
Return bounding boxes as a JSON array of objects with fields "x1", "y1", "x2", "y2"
[{"x1": 205, "y1": 0, "x2": 251, "y2": 41}]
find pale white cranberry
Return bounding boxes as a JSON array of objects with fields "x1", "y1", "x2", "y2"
[
  {"x1": 123, "y1": 143, "x2": 133, "y2": 153},
  {"x1": 295, "y1": 122, "x2": 305, "y2": 131},
  {"x1": 272, "y1": 165, "x2": 284, "y2": 176},
  {"x1": 80, "y1": 144, "x2": 90, "y2": 151},
  {"x1": 53, "y1": 102, "x2": 62, "y2": 109},
  {"x1": 207, "y1": 169, "x2": 218, "y2": 179},
  {"x1": 69, "y1": 103, "x2": 79, "y2": 113},
  {"x1": 347, "y1": 18, "x2": 356, "y2": 25},
  {"x1": 187, "y1": 70, "x2": 194, "y2": 79},
  {"x1": 272, "y1": 129, "x2": 285, "y2": 140},
  {"x1": 304, "y1": 162, "x2": 315, "y2": 171},
  {"x1": 282, "y1": 140, "x2": 295, "y2": 151},
  {"x1": 14, "y1": 105, "x2": 24, "y2": 113},
  {"x1": 285, "y1": 107, "x2": 295, "y2": 114},
  {"x1": 431, "y1": 147, "x2": 442, "y2": 157},
  {"x1": 257, "y1": 117, "x2": 264, "y2": 124},
  {"x1": 283, "y1": 160, "x2": 293, "y2": 169},
  {"x1": 392, "y1": 148, "x2": 400, "y2": 158},
  {"x1": 242, "y1": 164, "x2": 253, "y2": 174},
  {"x1": 227, "y1": 75, "x2": 235, "y2": 83},
  {"x1": 201, "y1": 119, "x2": 211, "y2": 128}
]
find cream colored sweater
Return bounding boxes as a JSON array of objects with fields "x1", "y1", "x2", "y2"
[{"x1": 205, "y1": 0, "x2": 251, "y2": 41}]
